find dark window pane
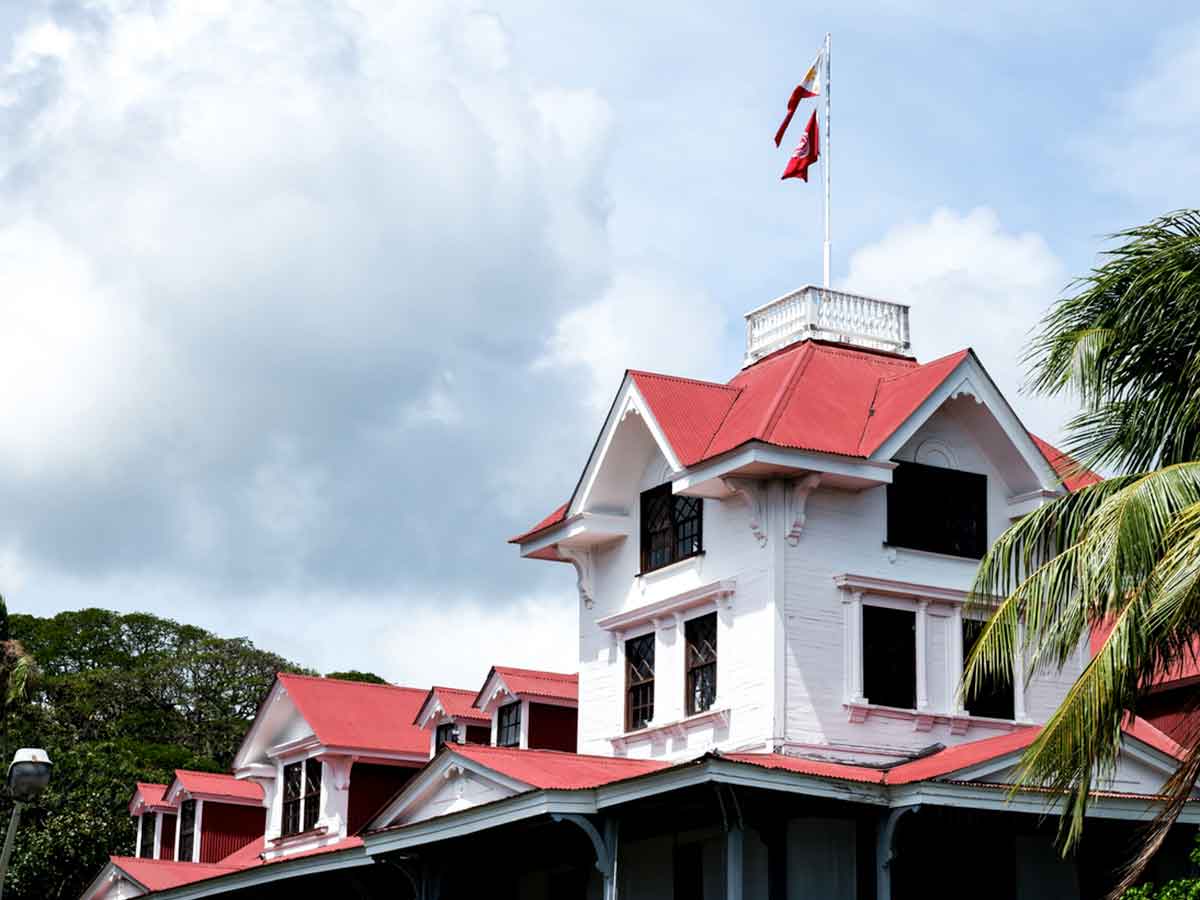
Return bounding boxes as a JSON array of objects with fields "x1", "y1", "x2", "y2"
[
  {"x1": 640, "y1": 484, "x2": 703, "y2": 573},
  {"x1": 497, "y1": 701, "x2": 522, "y2": 747},
  {"x1": 962, "y1": 618, "x2": 1015, "y2": 719},
  {"x1": 626, "y1": 633, "x2": 656, "y2": 730},
  {"x1": 686, "y1": 613, "x2": 718, "y2": 715},
  {"x1": 302, "y1": 759, "x2": 322, "y2": 832},
  {"x1": 435, "y1": 722, "x2": 458, "y2": 751},
  {"x1": 177, "y1": 800, "x2": 196, "y2": 862},
  {"x1": 282, "y1": 761, "x2": 302, "y2": 836},
  {"x1": 862, "y1": 606, "x2": 916, "y2": 709},
  {"x1": 138, "y1": 815, "x2": 156, "y2": 858},
  {"x1": 887, "y1": 461, "x2": 987, "y2": 559}
]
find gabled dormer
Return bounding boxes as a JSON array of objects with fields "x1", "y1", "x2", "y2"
[
  {"x1": 413, "y1": 686, "x2": 492, "y2": 757},
  {"x1": 473, "y1": 666, "x2": 578, "y2": 752},
  {"x1": 231, "y1": 673, "x2": 431, "y2": 860},
  {"x1": 128, "y1": 783, "x2": 176, "y2": 860},
  {"x1": 513, "y1": 286, "x2": 1097, "y2": 764},
  {"x1": 162, "y1": 770, "x2": 264, "y2": 864}
]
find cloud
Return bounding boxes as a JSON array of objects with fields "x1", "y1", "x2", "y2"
[
  {"x1": 0, "y1": 0, "x2": 631, "y2": 658},
  {"x1": 1072, "y1": 23, "x2": 1200, "y2": 210},
  {"x1": 841, "y1": 207, "x2": 1074, "y2": 441},
  {"x1": 538, "y1": 270, "x2": 730, "y2": 412}
]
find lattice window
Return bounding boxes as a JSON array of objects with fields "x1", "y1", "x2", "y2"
[
  {"x1": 685, "y1": 612, "x2": 718, "y2": 715},
  {"x1": 640, "y1": 484, "x2": 703, "y2": 573},
  {"x1": 496, "y1": 701, "x2": 521, "y2": 747},
  {"x1": 177, "y1": 800, "x2": 196, "y2": 862},
  {"x1": 626, "y1": 633, "x2": 656, "y2": 730},
  {"x1": 282, "y1": 758, "x2": 322, "y2": 836}
]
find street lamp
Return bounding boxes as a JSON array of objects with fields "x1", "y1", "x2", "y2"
[{"x1": 0, "y1": 749, "x2": 52, "y2": 899}]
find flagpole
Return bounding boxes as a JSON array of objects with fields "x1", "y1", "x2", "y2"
[{"x1": 822, "y1": 31, "x2": 831, "y2": 289}]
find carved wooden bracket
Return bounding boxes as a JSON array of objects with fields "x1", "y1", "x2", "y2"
[
  {"x1": 784, "y1": 473, "x2": 822, "y2": 545},
  {"x1": 722, "y1": 477, "x2": 767, "y2": 546},
  {"x1": 557, "y1": 546, "x2": 594, "y2": 608}
]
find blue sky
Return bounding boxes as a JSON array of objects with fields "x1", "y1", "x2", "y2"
[{"x1": 0, "y1": 1, "x2": 1194, "y2": 687}]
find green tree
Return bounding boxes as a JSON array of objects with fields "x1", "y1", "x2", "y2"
[
  {"x1": 0, "y1": 607, "x2": 313, "y2": 900},
  {"x1": 325, "y1": 669, "x2": 388, "y2": 684},
  {"x1": 963, "y1": 211, "x2": 1200, "y2": 893}
]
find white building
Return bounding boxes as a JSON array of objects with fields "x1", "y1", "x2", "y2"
[{"x1": 81, "y1": 287, "x2": 1199, "y2": 900}]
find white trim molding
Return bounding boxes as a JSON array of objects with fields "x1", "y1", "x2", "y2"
[{"x1": 595, "y1": 579, "x2": 737, "y2": 637}]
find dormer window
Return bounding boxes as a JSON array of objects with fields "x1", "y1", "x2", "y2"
[
  {"x1": 640, "y1": 483, "x2": 703, "y2": 573},
  {"x1": 282, "y1": 759, "x2": 322, "y2": 836},
  {"x1": 177, "y1": 800, "x2": 196, "y2": 862},
  {"x1": 886, "y1": 461, "x2": 986, "y2": 559},
  {"x1": 435, "y1": 722, "x2": 458, "y2": 751},
  {"x1": 496, "y1": 702, "x2": 521, "y2": 747},
  {"x1": 137, "y1": 816, "x2": 155, "y2": 858}
]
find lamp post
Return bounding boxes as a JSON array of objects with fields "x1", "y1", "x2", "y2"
[{"x1": 0, "y1": 748, "x2": 52, "y2": 899}]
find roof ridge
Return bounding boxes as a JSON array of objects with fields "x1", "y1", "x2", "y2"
[
  {"x1": 629, "y1": 370, "x2": 739, "y2": 393},
  {"x1": 759, "y1": 341, "x2": 816, "y2": 442},
  {"x1": 875, "y1": 348, "x2": 968, "y2": 385},
  {"x1": 279, "y1": 672, "x2": 427, "y2": 694}
]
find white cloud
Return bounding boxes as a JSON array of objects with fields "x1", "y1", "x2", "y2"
[
  {"x1": 841, "y1": 206, "x2": 1075, "y2": 441},
  {"x1": 1073, "y1": 23, "x2": 1200, "y2": 208},
  {"x1": 538, "y1": 270, "x2": 729, "y2": 411}
]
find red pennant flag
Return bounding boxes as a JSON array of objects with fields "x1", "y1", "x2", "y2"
[{"x1": 781, "y1": 110, "x2": 820, "y2": 182}]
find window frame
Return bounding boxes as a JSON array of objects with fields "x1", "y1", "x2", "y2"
[
  {"x1": 639, "y1": 483, "x2": 704, "y2": 574},
  {"x1": 961, "y1": 616, "x2": 1016, "y2": 720},
  {"x1": 684, "y1": 612, "x2": 718, "y2": 716},
  {"x1": 138, "y1": 813, "x2": 156, "y2": 859},
  {"x1": 886, "y1": 460, "x2": 988, "y2": 560},
  {"x1": 435, "y1": 721, "x2": 459, "y2": 752},
  {"x1": 281, "y1": 757, "x2": 323, "y2": 837},
  {"x1": 625, "y1": 632, "x2": 656, "y2": 731},
  {"x1": 177, "y1": 799, "x2": 196, "y2": 862},
  {"x1": 496, "y1": 701, "x2": 522, "y2": 748}
]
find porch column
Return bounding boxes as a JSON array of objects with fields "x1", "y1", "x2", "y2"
[
  {"x1": 726, "y1": 827, "x2": 743, "y2": 900},
  {"x1": 915, "y1": 601, "x2": 929, "y2": 711},
  {"x1": 876, "y1": 805, "x2": 920, "y2": 900},
  {"x1": 552, "y1": 814, "x2": 619, "y2": 900}
]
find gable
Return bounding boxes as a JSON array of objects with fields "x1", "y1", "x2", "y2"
[
  {"x1": 369, "y1": 752, "x2": 532, "y2": 830},
  {"x1": 232, "y1": 681, "x2": 316, "y2": 771}
]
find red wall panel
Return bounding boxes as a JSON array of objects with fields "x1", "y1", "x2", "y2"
[
  {"x1": 199, "y1": 802, "x2": 266, "y2": 863},
  {"x1": 528, "y1": 702, "x2": 577, "y2": 753},
  {"x1": 347, "y1": 763, "x2": 419, "y2": 835},
  {"x1": 158, "y1": 813, "x2": 176, "y2": 860}
]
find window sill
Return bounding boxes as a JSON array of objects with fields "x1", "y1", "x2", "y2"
[
  {"x1": 845, "y1": 701, "x2": 1031, "y2": 734},
  {"x1": 269, "y1": 825, "x2": 329, "y2": 847},
  {"x1": 610, "y1": 707, "x2": 730, "y2": 750},
  {"x1": 637, "y1": 551, "x2": 705, "y2": 581},
  {"x1": 882, "y1": 544, "x2": 983, "y2": 565}
]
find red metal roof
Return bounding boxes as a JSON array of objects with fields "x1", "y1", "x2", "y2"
[
  {"x1": 171, "y1": 770, "x2": 264, "y2": 803},
  {"x1": 720, "y1": 752, "x2": 886, "y2": 784},
  {"x1": 451, "y1": 744, "x2": 668, "y2": 789},
  {"x1": 130, "y1": 782, "x2": 174, "y2": 814},
  {"x1": 108, "y1": 857, "x2": 241, "y2": 892},
  {"x1": 278, "y1": 672, "x2": 430, "y2": 756},
  {"x1": 1028, "y1": 434, "x2": 1102, "y2": 491},
  {"x1": 474, "y1": 666, "x2": 578, "y2": 706},
  {"x1": 514, "y1": 340, "x2": 1091, "y2": 543},
  {"x1": 413, "y1": 686, "x2": 491, "y2": 726}
]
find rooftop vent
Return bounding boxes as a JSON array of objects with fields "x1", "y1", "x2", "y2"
[{"x1": 743, "y1": 285, "x2": 911, "y2": 367}]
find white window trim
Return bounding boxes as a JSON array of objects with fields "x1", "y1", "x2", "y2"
[
  {"x1": 277, "y1": 755, "x2": 325, "y2": 840},
  {"x1": 173, "y1": 796, "x2": 202, "y2": 862},
  {"x1": 837, "y1": 574, "x2": 1027, "y2": 729}
]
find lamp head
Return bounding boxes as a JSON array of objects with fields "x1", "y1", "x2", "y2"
[{"x1": 7, "y1": 748, "x2": 52, "y2": 802}]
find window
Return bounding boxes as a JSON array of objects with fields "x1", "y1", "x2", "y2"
[
  {"x1": 496, "y1": 701, "x2": 521, "y2": 747},
  {"x1": 887, "y1": 461, "x2": 987, "y2": 559},
  {"x1": 177, "y1": 800, "x2": 196, "y2": 862},
  {"x1": 685, "y1": 613, "x2": 718, "y2": 715},
  {"x1": 281, "y1": 758, "x2": 322, "y2": 837},
  {"x1": 862, "y1": 605, "x2": 916, "y2": 709},
  {"x1": 962, "y1": 618, "x2": 1015, "y2": 719},
  {"x1": 626, "y1": 633, "x2": 656, "y2": 730},
  {"x1": 640, "y1": 483, "x2": 703, "y2": 573},
  {"x1": 138, "y1": 815, "x2": 155, "y2": 859},
  {"x1": 435, "y1": 722, "x2": 458, "y2": 751}
]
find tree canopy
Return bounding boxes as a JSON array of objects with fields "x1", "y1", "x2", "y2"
[{"x1": 0, "y1": 607, "x2": 313, "y2": 900}]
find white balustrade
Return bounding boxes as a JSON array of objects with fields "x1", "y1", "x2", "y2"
[{"x1": 743, "y1": 285, "x2": 911, "y2": 366}]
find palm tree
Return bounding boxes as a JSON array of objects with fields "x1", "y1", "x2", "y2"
[{"x1": 963, "y1": 210, "x2": 1200, "y2": 892}]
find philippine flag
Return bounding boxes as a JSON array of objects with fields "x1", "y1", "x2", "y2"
[{"x1": 774, "y1": 48, "x2": 824, "y2": 147}]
